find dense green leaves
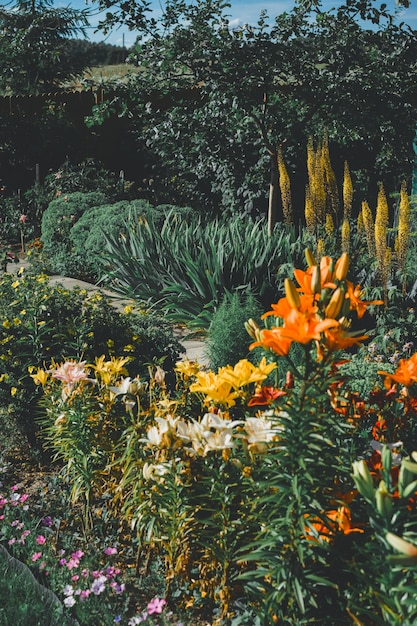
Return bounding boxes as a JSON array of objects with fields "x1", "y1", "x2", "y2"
[
  {"x1": 88, "y1": 0, "x2": 417, "y2": 218},
  {"x1": 0, "y1": 0, "x2": 90, "y2": 94}
]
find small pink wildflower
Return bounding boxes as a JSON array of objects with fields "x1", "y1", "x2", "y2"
[
  {"x1": 19, "y1": 214, "x2": 27, "y2": 224},
  {"x1": 147, "y1": 598, "x2": 166, "y2": 615},
  {"x1": 10, "y1": 484, "x2": 18, "y2": 492},
  {"x1": 81, "y1": 568, "x2": 89, "y2": 578},
  {"x1": 105, "y1": 566, "x2": 116, "y2": 578},
  {"x1": 66, "y1": 558, "x2": 80, "y2": 570},
  {"x1": 32, "y1": 552, "x2": 42, "y2": 562},
  {"x1": 8, "y1": 538, "x2": 16, "y2": 546},
  {"x1": 103, "y1": 546, "x2": 117, "y2": 556},
  {"x1": 36, "y1": 535, "x2": 46, "y2": 545},
  {"x1": 71, "y1": 575, "x2": 79, "y2": 582},
  {"x1": 91, "y1": 575, "x2": 107, "y2": 595},
  {"x1": 110, "y1": 582, "x2": 125, "y2": 594},
  {"x1": 63, "y1": 585, "x2": 74, "y2": 596},
  {"x1": 59, "y1": 558, "x2": 67, "y2": 566},
  {"x1": 19, "y1": 494, "x2": 29, "y2": 503},
  {"x1": 71, "y1": 549, "x2": 84, "y2": 559},
  {"x1": 80, "y1": 589, "x2": 91, "y2": 601}
]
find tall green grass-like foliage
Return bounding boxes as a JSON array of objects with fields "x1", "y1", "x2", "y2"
[{"x1": 102, "y1": 212, "x2": 302, "y2": 330}]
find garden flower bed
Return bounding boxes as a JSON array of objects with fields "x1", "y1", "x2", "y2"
[{"x1": 1, "y1": 245, "x2": 417, "y2": 625}]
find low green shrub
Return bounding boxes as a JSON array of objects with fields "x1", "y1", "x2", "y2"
[
  {"x1": 41, "y1": 196, "x2": 194, "y2": 282},
  {"x1": 70, "y1": 199, "x2": 153, "y2": 280},
  {"x1": 40, "y1": 192, "x2": 108, "y2": 275},
  {"x1": 0, "y1": 545, "x2": 76, "y2": 626}
]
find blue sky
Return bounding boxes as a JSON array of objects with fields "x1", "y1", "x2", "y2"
[{"x1": 63, "y1": 0, "x2": 417, "y2": 47}]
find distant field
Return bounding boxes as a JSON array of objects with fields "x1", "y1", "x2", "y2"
[
  {"x1": 67, "y1": 63, "x2": 142, "y2": 89},
  {"x1": 86, "y1": 63, "x2": 141, "y2": 80}
]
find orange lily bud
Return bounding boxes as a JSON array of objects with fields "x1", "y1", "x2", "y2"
[
  {"x1": 325, "y1": 287, "x2": 345, "y2": 319},
  {"x1": 305, "y1": 248, "x2": 317, "y2": 267},
  {"x1": 284, "y1": 277, "x2": 300, "y2": 309},
  {"x1": 334, "y1": 252, "x2": 350, "y2": 281}
]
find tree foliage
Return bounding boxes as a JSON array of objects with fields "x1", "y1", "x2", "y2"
[
  {"x1": 0, "y1": 0, "x2": 90, "y2": 94},
  {"x1": 89, "y1": 0, "x2": 417, "y2": 221}
]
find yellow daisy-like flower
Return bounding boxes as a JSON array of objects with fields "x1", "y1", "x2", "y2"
[{"x1": 11, "y1": 281, "x2": 20, "y2": 289}]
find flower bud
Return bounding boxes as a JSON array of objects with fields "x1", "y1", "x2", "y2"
[
  {"x1": 311, "y1": 265, "x2": 321, "y2": 295},
  {"x1": 352, "y1": 460, "x2": 375, "y2": 503},
  {"x1": 245, "y1": 318, "x2": 260, "y2": 339},
  {"x1": 334, "y1": 252, "x2": 350, "y2": 281},
  {"x1": 325, "y1": 287, "x2": 345, "y2": 319},
  {"x1": 375, "y1": 480, "x2": 393, "y2": 520},
  {"x1": 284, "y1": 278, "x2": 300, "y2": 309},
  {"x1": 305, "y1": 248, "x2": 317, "y2": 267}
]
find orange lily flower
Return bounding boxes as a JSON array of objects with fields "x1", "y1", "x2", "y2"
[
  {"x1": 250, "y1": 327, "x2": 292, "y2": 356},
  {"x1": 306, "y1": 506, "x2": 364, "y2": 543},
  {"x1": 346, "y1": 281, "x2": 383, "y2": 319},
  {"x1": 323, "y1": 327, "x2": 368, "y2": 353},
  {"x1": 378, "y1": 353, "x2": 417, "y2": 387},
  {"x1": 280, "y1": 308, "x2": 339, "y2": 345},
  {"x1": 293, "y1": 261, "x2": 336, "y2": 296},
  {"x1": 262, "y1": 294, "x2": 316, "y2": 320}
]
